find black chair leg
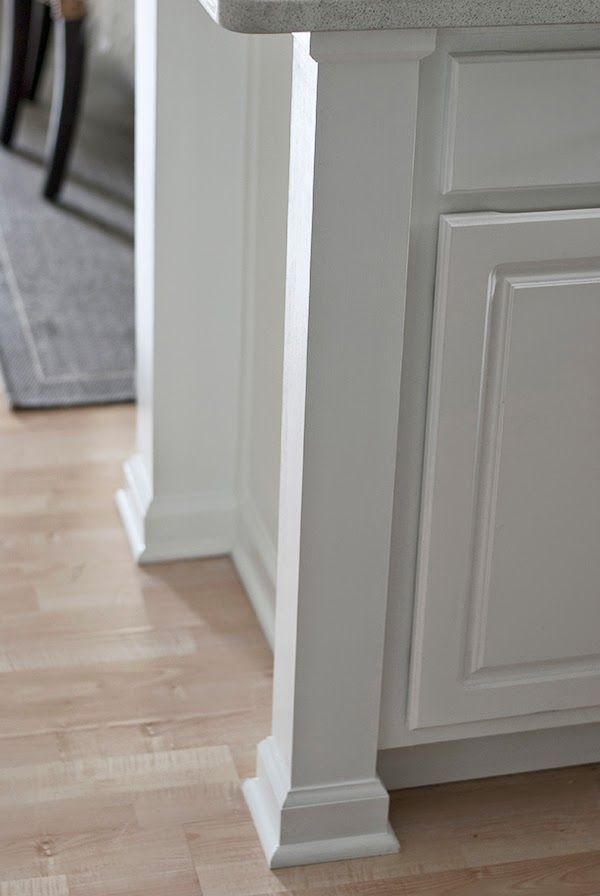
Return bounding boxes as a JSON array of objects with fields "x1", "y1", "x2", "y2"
[
  {"x1": 0, "y1": 0, "x2": 33, "y2": 146},
  {"x1": 43, "y1": 15, "x2": 85, "y2": 201},
  {"x1": 23, "y1": 0, "x2": 51, "y2": 101}
]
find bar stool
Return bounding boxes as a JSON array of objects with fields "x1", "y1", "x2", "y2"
[{"x1": 0, "y1": 0, "x2": 87, "y2": 199}]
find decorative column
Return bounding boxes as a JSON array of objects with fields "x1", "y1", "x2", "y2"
[
  {"x1": 117, "y1": 0, "x2": 249, "y2": 562},
  {"x1": 244, "y1": 28, "x2": 436, "y2": 867}
]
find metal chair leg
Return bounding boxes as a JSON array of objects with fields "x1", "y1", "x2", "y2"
[
  {"x1": 0, "y1": 0, "x2": 33, "y2": 145},
  {"x1": 24, "y1": 0, "x2": 51, "y2": 101},
  {"x1": 43, "y1": 14, "x2": 85, "y2": 200}
]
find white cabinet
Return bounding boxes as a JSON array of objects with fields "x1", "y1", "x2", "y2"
[
  {"x1": 408, "y1": 209, "x2": 600, "y2": 731},
  {"x1": 378, "y1": 27, "x2": 600, "y2": 764},
  {"x1": 131, "y1": 8, "x2": 600, "y2": 866}
]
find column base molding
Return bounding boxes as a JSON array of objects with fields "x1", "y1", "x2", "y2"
[
  {"x1": 243, "y1": 737, "x2": 399, "y2": 868},
  {"x1": 116, "y1": 454, "x2": 235, "y2": 563}
]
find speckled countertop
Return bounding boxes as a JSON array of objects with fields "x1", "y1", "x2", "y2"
[{"x1": 199, "y1": 0, "x2": 600, "y2": 33}]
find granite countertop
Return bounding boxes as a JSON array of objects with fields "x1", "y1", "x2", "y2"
[{"x1": 200, "y1": 0, "x2": 600, "y2": 33}]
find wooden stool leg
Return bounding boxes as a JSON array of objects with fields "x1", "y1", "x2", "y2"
[
  {"x1": 43, "y1": 15, "x2": 85, "y2": 200},
  {"x1": 0, "y1": 0, "x2": 33, "y2": 146},
  {"x1": 24, "y1": 0, "x2": 51, "y2": 101}
]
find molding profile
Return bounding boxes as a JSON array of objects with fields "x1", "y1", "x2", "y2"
[
  {"x1": 378, "y1": 722, "x2": 600, "y2": 791},
  {"x1": 121, "y1": 0, "x2": 248, "y2": 566},
  {"x1": 244, "y1": 738, "x2": 398, "y2": 869},
  {"x1": 465, "y1": 267, "x2": 600, "y2": 686},
  {"x1": 408, "y1": 210, "x2": 600, "y2": 732},
  {"x1": 115, "y1": 454, "x2": 149, "y2": 562},
  {"x1": 301, "y1": 28, "x2": 437, "y2": 63},
  {"x1": 116, "y1": 454, "x2": 235, "y2": 563},
  {"x1": 441, "y1": 50, "x2": 600, "y2": 194},
  {"x1": 244, "y1": 27, "x2": 434, "y2": 869},
  {"x1": 232, "y1": 495, "x2": 276, "y2": 649},
  {"x1": 463, "y1": 271, "x2": 516, "y2": 679}
]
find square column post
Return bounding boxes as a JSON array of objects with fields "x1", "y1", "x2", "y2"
[
  {"x1": 244, "y1": 28, "x2": 436, "y2": 867},
  {"x1": 117, "y1": 0, "x2": 249, "y2": 562}
]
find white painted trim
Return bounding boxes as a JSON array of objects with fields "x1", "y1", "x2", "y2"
[
  {"x1": 116, "y1": 454, "x2": 235, "y2": 563},
  {"x1": 123, "y1": 0, "x2": 248, "y2": 569},
  {"x1": 244, "y1": 737, "x2": 398, "y2": 869},
  {"x1": 245, "y1": 28, "x2": 435, "y2": 868},
  {"x1": 115, "y1": 454, "x2": 152, "y2": 562},
  {"x1": 232, "y1": 38, "x2": 277, "y2": 650},
  {"x1": 232, "y1": 495, "x2": 276, "y2": 648},
  {"x1": 378, "y1": 23, "x2": 600, "y2": 755},
  {"x1": 408, "y1": 209, "x2": 600, "y2": 732},
  {"x1": 233, "y1": 35, "x2": 289, "y2": 652},
  {"x1": 236, "y1": 37, "x2": 261, "y2": 509},
  {"x1": 441, "y1": 50, "x2": 600, "y2": 194},
  {"x1": 378, "y1": 722, "x2": 600, "y2": 790},
  {"x1": 303, "y1": 28, "x2": 437, "y2": 63}
]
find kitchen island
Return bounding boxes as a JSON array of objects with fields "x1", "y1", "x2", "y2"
[{"x1": 121, "y1": 0, "x2": 600, "y2": 871}]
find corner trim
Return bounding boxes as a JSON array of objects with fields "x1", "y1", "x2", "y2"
[
  {"x1": 244, "y1": 737, "x2": 399, "y2": 868},
  {"x1": 232, "y1": 495, "x2": 276, "y2": 648},
  {"x1": 116, "y1": 454, "x2": 235, "y2": 563}
]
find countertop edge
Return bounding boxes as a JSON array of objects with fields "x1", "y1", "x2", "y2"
[{"x1": 199, "y1": 0, "x2": 600, "y2": 35}]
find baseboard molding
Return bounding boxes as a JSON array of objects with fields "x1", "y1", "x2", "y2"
[
  {"x1": 378, "y1": 722, "x2": 600, "y2": 790},
  {"x1": 244, "y1": 736, "x2": 399, "y2": 868},
  {"x1": 232, "y1": 495, "x2": 276, "y2": 648},
  {"x1": 116, "y1": 454, "x2": 235, "y2": 563}
]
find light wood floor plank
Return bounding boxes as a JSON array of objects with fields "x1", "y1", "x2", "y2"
[
  {"x1": 0, "y1": 877, "x2": 70, "y2": 896},
  {"x1": 0, "y1": 400, "x2": 599, "y2": 895}
]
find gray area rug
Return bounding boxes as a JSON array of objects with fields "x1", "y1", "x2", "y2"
[{"x1": 0, "y1": 59, "x2": 134, "y2": 408}]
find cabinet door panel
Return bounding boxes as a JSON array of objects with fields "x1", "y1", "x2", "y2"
[
  {"x1": 409, "y1": 209, "x2": 600, "y2": 731},
  {"x1": 442, "y1": 51, "x2": 600, "y2": 193}
]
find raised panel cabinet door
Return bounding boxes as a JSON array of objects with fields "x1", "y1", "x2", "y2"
[
  {"x1": 409, "y1": 209, "x2": 600, "y2": 731},
  {"x1": 441, "y1": 51, "x2": 600, "y2": 193}
]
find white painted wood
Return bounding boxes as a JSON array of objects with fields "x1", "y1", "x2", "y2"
[
  {"x1": 125, "y1": 10, "x2": 600, "y2": 817},
  {"x1": 117, "y1": 0, "x2": 248, "y2": 562},
  {"x1": 116, "y1": 455, "x2": 235, "y2": 563},
  {"x1": 199, "y1": 27, "x2": 600, "y2": 761},
  {"x1": 377, "y1": 26, "x2": 600, "y2": 753},
  {"x1": 244, "y1": 27, "x2": 436, "y2": 868},
  {"x1": 409, "y1": 208, "x2": 600, "y2": 731},
  {"x1": 442, "y1": 50, "x2": 600, "y2": 193},
  {"x1": 378, "y1": 723, "x2": 600, "y2": 790},
  {"x1": 233, "y1": 33, "x2": 292, "y2": 637},
  {"x1": 245, "y1": 738, "x2": 398, "y2": 868},
  {"x1": 189, "y1": 25, "x2": 600, "y2": 780},
  {"x1": 233, "y1": 494, "x2": 277, "y2": 648}
]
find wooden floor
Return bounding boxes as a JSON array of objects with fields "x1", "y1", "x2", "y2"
[{"x1": 1, "y1": 399, "x2": 599, "y2": 895}]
